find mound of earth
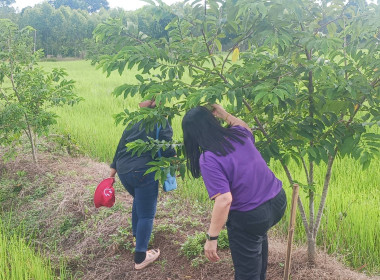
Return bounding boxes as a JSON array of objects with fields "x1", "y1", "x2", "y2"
[{"x1": 0, "y1": 148, "x2": 378, "y2": 280}]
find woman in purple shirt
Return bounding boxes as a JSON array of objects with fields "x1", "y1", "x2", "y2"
[{"x1": 182, "y1": 104, "x2": 287, "y2": 280}]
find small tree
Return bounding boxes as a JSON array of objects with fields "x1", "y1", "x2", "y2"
[
  {"x1": 0, "y1": 19, "x2": 81, "y2": 163},
  {"x1": 94, "y1": 0, "x2": 380, "y2": 264}
]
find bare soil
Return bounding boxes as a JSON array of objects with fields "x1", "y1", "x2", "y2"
[{"x1": 0, "y1": 149, "x2": 378, "y2": 280}]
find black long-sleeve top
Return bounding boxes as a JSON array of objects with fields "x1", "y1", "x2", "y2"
[{"x1": 110, "y1": 120, "x2": 176, "y2": 174}]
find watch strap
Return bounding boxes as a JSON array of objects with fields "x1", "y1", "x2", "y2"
[{"x1": 206, "y1": 233, "x2": 218, "y2": 240}]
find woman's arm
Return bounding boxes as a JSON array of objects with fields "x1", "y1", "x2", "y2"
[
  {"x1": 211, "y1": 104, "x2": 251, "y2": 132},
  {"x1": 204, "y1": 192, "x2": 232, "y2": 262},
  {"x1": 110, "y1": 168, "x2": 117, "y2": 178}
]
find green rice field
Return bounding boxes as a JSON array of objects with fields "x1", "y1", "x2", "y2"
[
  {"x1": 42, "y1": 60, "x2": 379, "y2": 275},
  {"x1": 0, "y1": 218, "x2": 69, "y2": 280}
]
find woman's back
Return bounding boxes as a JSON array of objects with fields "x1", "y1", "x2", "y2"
[{"x1": 200, "y1": 126, "x2": 282, "y2": 211}]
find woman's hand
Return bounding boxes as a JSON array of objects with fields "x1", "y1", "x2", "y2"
[
  {"x1": 139, "y1": 99, "x2": 156, "y2": 108},
  {"x1": 204, "y1": 240, "x2": 220, "y2": 262},
  {"x1": 211, "y1": 104, "x2": 228, "y2": 119},
  {"x1": 211, "y1": 104, "x2": 251, "y2": 131}
]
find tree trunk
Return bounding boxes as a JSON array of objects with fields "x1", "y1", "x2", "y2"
[
  {"x1": 307, "y1": 236, "x2": 316, "y2": 264},
  {"x1": 31, "y1": 135, "x2": 38, "y2": 164},
  {"x1": 26, "y1": 124, "x2": 38, "y2": 164}
]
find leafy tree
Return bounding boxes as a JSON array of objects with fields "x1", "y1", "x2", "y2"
[
  {"x1": 0, "y1": 19, "x2": 81, "y2": 163},
  {"x1": 0, "y1": 0, "x2": 17, "y2": 22},
  {"x1": 49, "y1": 0, "x2": 109, "y2": 13},
  {"x1": 0, "y1": 0, "x2": 14, "y2": 7},
  {"x1": 94, "y1": 0, "x2": 380, "y2": 265},
  {"x1": 19, "y1": 3, "x2": 58, "y2": 56},
  {"x1": 0, "y1": 5, "x2": 17, "y2": 22},
  {"x1": 19, "y1": 3, "x2": 100, "y2": 57},
  {"x1": 83, "y1": 0, "x2": 109, "y2": 13},
  {"x1": 135, "y1": 5, "x2": 175, "y2": 40},
  {"x1": 85, "y1": 9, "x2": 139, "y2": 64}
]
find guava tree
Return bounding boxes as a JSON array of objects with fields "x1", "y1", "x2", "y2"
[
  {"x1": 0, "y1": 19, "x2": 81, "y2": 163},
  {"x1": 94, "y1": 0, "x2": 380, "y2": 264}
]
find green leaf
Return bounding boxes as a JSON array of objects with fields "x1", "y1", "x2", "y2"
[
  {"x1": 180, "y1": 163, "x2": 186, "y2": 179},
  {"x1": 214, "y1": 39, "x2": 222, "y2": 52},
  {"x1": 257, "y1": 2, "x2": 267, "y2": 18},
  {"x1": 308, "y1": 147, "x2": 317, "y2": 159},
  {"x1": 254, "y1": 91, "x2": 267, "y2": 103},
  {"x1": 341, "y1": 137, "x2": 355, "y2": 156},
  {"x1": 112, "y1": 84, "x2": 128, "y2": 97},
  {"x1": 227, "y1": 90, "x2": 235, "y2": 104},
  {"x1": 327, "y1": 23, "x2": 337, "y2": 37},
  {"x1": 169, "y1": 68, "x2": 175, "y2": 80},
  {"x1": 135, "y1": 74, "x2": 144, "y2": 83}
]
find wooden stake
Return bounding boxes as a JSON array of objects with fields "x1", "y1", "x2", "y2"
[{"x1": 283, "y1": 184, "x2": 300, "y2": 280}]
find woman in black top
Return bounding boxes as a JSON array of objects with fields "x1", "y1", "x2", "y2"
[{"x1": 110, "y1": 99, "x2": 175, "y2": 270}]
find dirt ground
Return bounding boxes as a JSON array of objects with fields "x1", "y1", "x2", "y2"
[{"x1": 0, "y1": 149, "x2": 379, "y2": 280}]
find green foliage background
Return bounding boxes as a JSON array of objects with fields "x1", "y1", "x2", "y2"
[{"x1": 0, "y1": 0, "x2": 379, "y2": 274}]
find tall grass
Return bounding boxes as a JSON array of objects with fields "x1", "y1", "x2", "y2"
[
  {"x1": 42, "y1": 60, "x2": 379, "y2": 274},
  {"x1": 0, "y1": 218, "x2": 69, "y2": 280}
]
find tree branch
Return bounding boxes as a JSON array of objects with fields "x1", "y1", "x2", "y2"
[
  {"x1": 201, "y1": 29, "x2": 230, "y2": 84},
  {"x1": 277, "y1": 153, "x2": 310, "y2": 234},
  {"x1": 187, "y1": 63, "x2": 217, "y2": 75},
  {"x1": 221, "y1": 26, "x2": 255, "y2": 75},
  {"x1": 344, "y1": 18, "x2": 348, "y2": 80},
  {"x1": 297, "y1": 147, "x2": 310, "y2": 183},
  {"x1": 314, "y1": 150, "x2": 337, "y2": 237},
  {"x1": 0, "y1": 88, "x2": 11, "y2": 105},
  {"x1": 125, "y1": 31, "x2": 146, "y2": 45},
  {"x1": 308, "y1": 175, "x2": 315, "y2": 238},
  {"x1": 306, "y1": 47, "x2": 315, "y2": 235},
  {"x1": 314, "y1": 16, "x2": 343, "y2": 35},
  {"x1": 240, "y1": 71, "x2": 293, "y2": 89},
  {"x1": 298, "y1": 196, "x2": 310, "y2": 235}
]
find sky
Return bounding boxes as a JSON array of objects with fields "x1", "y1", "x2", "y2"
[{"x1": 12, "y1": 0, "x2": 181, "y2": 11}]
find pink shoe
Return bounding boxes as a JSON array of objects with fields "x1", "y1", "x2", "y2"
[{"x1": 134, "y1": 249, "x2": 160, "y2": 270}]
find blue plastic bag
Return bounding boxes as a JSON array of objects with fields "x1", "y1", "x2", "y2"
[
  {"x1": 156, "y1": 125, "x2": 177, "y2": 192},
  {"x1": 163, "y1": 171, "x2": 177, "y2": 192}
]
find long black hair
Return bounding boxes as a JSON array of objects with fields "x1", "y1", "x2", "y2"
[{"x1": 182, "y1": 106, "x2": 246, "y2": 178}]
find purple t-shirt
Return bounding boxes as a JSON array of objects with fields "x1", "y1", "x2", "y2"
[{"x1": 199, "y1": 126, "x2": 282, "y2": 212}]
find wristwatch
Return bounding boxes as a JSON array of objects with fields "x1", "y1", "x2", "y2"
[{"x1": 206, "y1": 233, "x2": 218, "y2": 241}]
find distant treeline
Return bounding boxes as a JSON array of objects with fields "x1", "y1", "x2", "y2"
[
  {"x1": 0, "y1": 0, "x2": 185, "y2": 58},
  {"x1": 0, "y1": 0, "x2": 243, "y2": 59}
]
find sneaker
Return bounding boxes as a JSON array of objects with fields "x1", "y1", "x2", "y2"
[{"x1": 134, "y1": 249, "x2": 160, "y2": 270}]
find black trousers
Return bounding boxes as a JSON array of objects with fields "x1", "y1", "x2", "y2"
[{"x1": 227, "y1": 188, "x2": 287, "y2": 280}]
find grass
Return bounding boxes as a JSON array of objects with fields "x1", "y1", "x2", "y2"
[
  {"x1": 0, "y1": 217, "x2": 70, "y2": 280},
  {"x1": 41, "y1": 60, "x2": 379, "y2": 275}
]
